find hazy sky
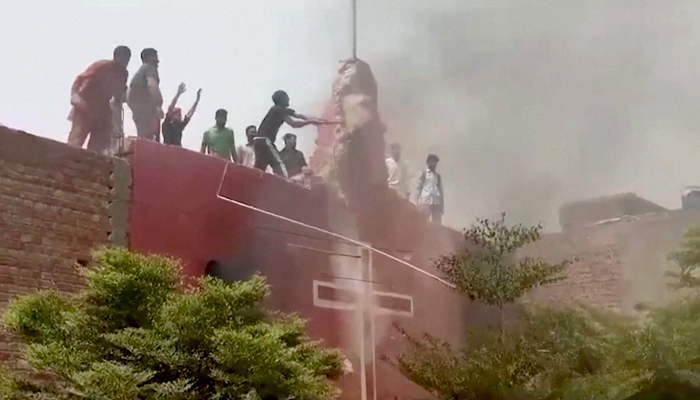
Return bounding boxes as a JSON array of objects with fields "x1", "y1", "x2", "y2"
[
  {"x1": 0, "y1": 0, "x2": 350, "y2": 154},
  {"x1": 4, "y1": 0, "x2": 700, "y2": 230}
]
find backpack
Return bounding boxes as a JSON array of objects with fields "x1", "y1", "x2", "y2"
[{"x1": 417, "y1": 170, "x2": 444, "y2": 202}]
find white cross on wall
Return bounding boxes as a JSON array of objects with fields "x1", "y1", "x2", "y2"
[{"x1": 311, "y1": 247, "x2": 415, "y2": 400}]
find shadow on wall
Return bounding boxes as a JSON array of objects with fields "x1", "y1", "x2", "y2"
[
  {"x1": 204, "y1": 259, "x2": 256, "y2": 283},
  {"x1": 202, "y1": 234, "x2": 292, "y2": 283}
]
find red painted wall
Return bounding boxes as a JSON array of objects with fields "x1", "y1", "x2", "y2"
[{"x1": 127, "y1": 140, "x2": 468, "y2": 400}]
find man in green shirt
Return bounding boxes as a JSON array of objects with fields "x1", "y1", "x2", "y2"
[{"x1": 200, "y1": 109, "x2": 239, "y2": 163}]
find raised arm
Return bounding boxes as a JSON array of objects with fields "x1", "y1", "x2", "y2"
[
  {"x1": 185, "y1": 89, "x2": 202, "y2": 120},
  {"x1": 168, "y1": 83, "x2": 186, "y2": 114}
]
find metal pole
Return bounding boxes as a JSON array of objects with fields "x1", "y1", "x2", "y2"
[
  {"x1": 109, "y1": 101, "x2": 125, "y2": 157},
  {"x1": 352, "y1": 0, "x2": 357, "y2": 59},
  {"x1": 368, "y1": 250, "x2": 377, "y2": 400},
  {"x1": 359, "y1": 247, "x2": 370, "y2": 400}
]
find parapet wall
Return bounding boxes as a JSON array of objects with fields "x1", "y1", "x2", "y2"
[
  {"x1": 0, "y1": 129, "x2": 470, "y2": 400},
  {"x1": 0, "y1": 127, "x2": 125, "y2": 367},
  {"x1": 126, "y1": 139, "x2": 468, "y2": 400}
]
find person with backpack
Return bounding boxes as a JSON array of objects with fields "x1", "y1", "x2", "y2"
[{"x1": 416, "y1": 154, "x2": 444, "y2": 225}]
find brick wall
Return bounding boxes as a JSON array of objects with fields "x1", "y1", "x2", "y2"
[
  {"x1": 0, "y1": 127, "x2": 117, "y2": 368},
  {"x1": 529, "y1": 210, "x2": 700, "y2": 312}
]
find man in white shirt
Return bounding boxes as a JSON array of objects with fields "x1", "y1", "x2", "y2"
[
  {"x1": 386, "y1": 143, "x2": 409, "y2": 198},
  {"x1": 237, "y1": 125, "x2": 257, "y2": 168},
  {"x1": 416, "y1": 154, "x2": 444, "y2": 225}
]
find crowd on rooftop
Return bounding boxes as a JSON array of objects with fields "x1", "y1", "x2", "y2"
[{"x1": 65, "y1": 46, "x2": 446, "y2": 225}]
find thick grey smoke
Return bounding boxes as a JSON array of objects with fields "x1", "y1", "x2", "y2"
[{"x1": 315, "y1": 0, "x2": 700, "y2": 230}]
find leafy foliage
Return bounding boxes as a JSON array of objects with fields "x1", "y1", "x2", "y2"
[
  {"x1": 390, "y1": 215, "x2": 585, "y2": 400},
  {"x1": 436, "y1": 213, "x2": 569, "y2": 306},
  {"x1": 0, "y1": 248, "x2": 343, "y2": 400},
  {"x1": 392, "y1": 306, "x2": 646, "y2": 400},
  {"x1": 392, "y1": 220, "x2": 700, "y2": 400},
  {"x1": 667, "y1": 226, "x2": 700, "y2": 289}
]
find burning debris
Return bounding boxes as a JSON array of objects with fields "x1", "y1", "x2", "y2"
[{"x1": 310, "y1": 59, "x2": 388, "y2": 208}]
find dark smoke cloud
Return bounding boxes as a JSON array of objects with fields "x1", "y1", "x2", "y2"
[{"x1": 317, "y1": 0, "x2": 700, "y2": 229}]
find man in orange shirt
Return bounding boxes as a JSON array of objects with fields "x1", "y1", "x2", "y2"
[{"x1": 67, "y1": 46, "x2": 131, "y2": 154}]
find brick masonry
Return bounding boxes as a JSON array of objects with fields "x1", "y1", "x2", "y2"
[
  {"x1": 528, "y1": 209, "x2": 700, "y2": 312},
  {"x1": 0, "y1": 127, "x2": 125, "y2": 369}
]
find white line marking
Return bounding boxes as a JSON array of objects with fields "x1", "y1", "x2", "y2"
[
  {"x1": 312, "y1": 280, "x2": 414, "y2": 317},
  {"x1": 215, "y1": 163, "x2": 456, "y2": 289},
  {"x1": 312, "y1": 280, "x2": 357, "y2": 311}
]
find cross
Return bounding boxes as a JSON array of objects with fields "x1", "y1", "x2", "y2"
[{"x1": 310, "y1": 247, "x2": 414, "y2": 400}]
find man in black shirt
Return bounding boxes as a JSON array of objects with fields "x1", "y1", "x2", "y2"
[
  {"x1": 162, "y1": 83, "x2": 201, "y2": 146},
  {"x1": 279, "y1": 133, "x2": 307, "y2": 178},
  {"x1": 254, "y1": 90, "x2": 336, "y2": 178}
]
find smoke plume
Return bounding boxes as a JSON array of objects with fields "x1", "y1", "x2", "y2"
[{"x1": 318, "y1": 0, "x2": 700, "y2": 230}]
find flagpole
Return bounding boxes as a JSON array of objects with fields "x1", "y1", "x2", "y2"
[{"x1": 352, "y1": 0, "x2": 357, "y2": 59}]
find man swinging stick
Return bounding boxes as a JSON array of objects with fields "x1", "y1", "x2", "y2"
[{"x1": 254, "y1": 90, "x2": 338, "y2": 178}]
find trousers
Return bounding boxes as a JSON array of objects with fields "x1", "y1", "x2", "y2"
[
  {"x1": 253, "y1": 137, "x2": 288, "y2": 178},
  {"x1": 67, "y1": 106, "x2": 112, "y2": 154},
  {"x1": 421, "y1": 204, "x2": 443, "y2": 225},
  {"x1": 131, "y1": 107, "x2": 160, "y2": 141}
]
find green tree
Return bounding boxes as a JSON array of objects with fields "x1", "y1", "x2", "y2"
[
  {"x1": 0, "y1": 248, "x2": 343, "y2": 400},
  {"x1": 434, "y1": 213, "x2": 569, "y2": 337},
  {"x1": 667, "y1": 226, "x2": 700, "y2": 289},
  {"x1": 615, "y1": 226, "x2": 700, "y2": 399},
  {"x1": 387, "y1": 214, "x2": 645, "y2": 400},
  {"x1": 563, "y1": 225, "x2": 700, "y2": 400},
  {"x1": 392, "y1": 221, "x2": 700, "y2": 400}
]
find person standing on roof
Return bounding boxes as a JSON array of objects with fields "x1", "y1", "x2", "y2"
[
  {"x1": 162, "y1": 83, "x2": 201, "y2": 146},
  {"x1": 201, "y1": 109, "x2": 239, "y2": 163},
  {"x1": 67, "y1": 46, "x2": 131, "y2": 154},
  {"x1": 254, "y1": 90, "x2": 337, "y2": 178},
  {"x1": 386, "y1": 143, "x2": 409, "y2": 198},
  {"x1": 237, "y1": 125, "x2": 257, "y2": 168},
  {"x1": 280, "y1": 133, "x2": 308, "y2": 178},
  {"x1": 416, "y1": 154, "x2": 445, "y2": 225},
  {"x1": 127, "y1": 48, "x2": 163, "y2": 142}
]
